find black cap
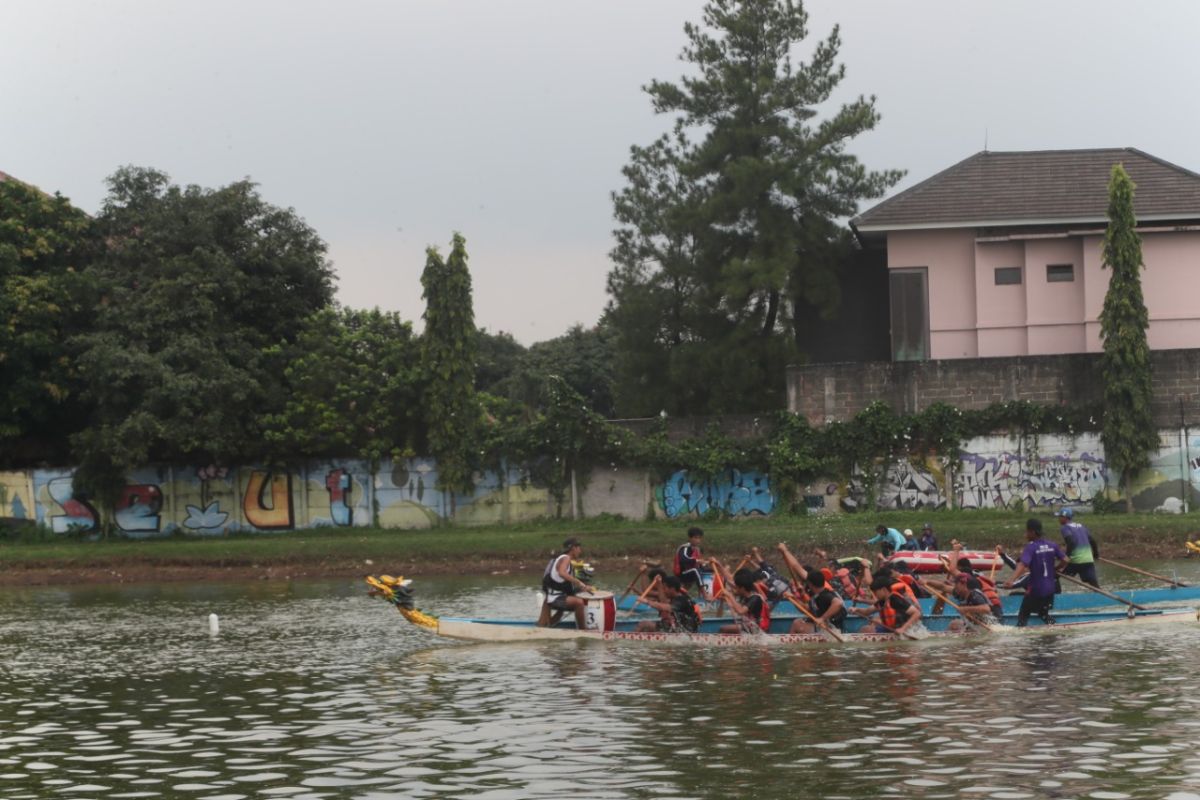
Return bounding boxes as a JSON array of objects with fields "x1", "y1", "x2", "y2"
[{"x1": 563, "y1": 537, "x2": 582, "y2": 550}]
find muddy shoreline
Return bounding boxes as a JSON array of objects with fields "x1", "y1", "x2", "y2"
[{"x1": 0, "y1": 537, "x2": 1193, "y2": 587}]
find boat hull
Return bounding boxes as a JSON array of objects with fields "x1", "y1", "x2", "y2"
[{"x1": 432, "y1": 608, "x2": 1198, "y2": 644}]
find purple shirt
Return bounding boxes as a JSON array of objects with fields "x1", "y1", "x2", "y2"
[{"x1": 1020, "y1": 538, "x2": 1066, "y2": 597}]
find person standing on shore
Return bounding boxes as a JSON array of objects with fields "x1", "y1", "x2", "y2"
[
  {"x1": 1058, "y1": 508, "x2": 1100, "y2": 588},
  {"x1": 1004, "y1": 519, "x2": 1067, "y2": 627}
]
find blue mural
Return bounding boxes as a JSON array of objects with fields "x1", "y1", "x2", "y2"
[{"x1": 658, "y1": 469, "x2": 776, "y2": 518}]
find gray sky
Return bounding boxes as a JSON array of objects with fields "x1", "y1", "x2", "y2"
[{"x1": 5, "y1": 1, "x2": 1200, "y2": 344}]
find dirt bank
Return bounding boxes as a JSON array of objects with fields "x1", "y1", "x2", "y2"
[{"x1": 0, "y1": 535, "x2": 1194, "y2": 587}]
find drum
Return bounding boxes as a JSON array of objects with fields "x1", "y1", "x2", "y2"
[{"x1": 578, "y1": 591, "x2": 616, "y2": 632}]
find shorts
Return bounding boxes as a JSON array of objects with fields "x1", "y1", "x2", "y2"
[
  {"x1": 546, "y1": 593, "x2": 572, "y2": 611},
  {"x1": 1063, "y1": 562, "x2": 1099, "y2": 587}
]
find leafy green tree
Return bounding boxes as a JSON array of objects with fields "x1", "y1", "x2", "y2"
[
  {"x1": 421, "y1": 233, "x2": 479, "y2": 508},
  {"x1": 263, "y1": 307, "x2": 423, "y2": 464},
  {"x1": 499, "y1": 324, "x2": 617, "y2": 417},
  {"x1": 0, "y1": 177, "x2": 92, "y2": 464},
  {"x1": 71, "y1": 167, "x2": 334, "y2": 529},
  {"x1": 475, "y1": 328, "x2": 526, "y2": 394},
  {"x1": 1099, "y1": 164, "x2": 1157, "y2": 508},
  {"x1": 607, "y1": 0, "x2": 900, "y2": 416}
]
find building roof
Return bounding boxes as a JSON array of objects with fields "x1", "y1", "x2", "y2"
[{"x1": 852, "y1": 148, "x2": 1200, "y2": 232}]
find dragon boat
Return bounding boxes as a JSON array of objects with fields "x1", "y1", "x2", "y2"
[{"x1": 365, "y1": 575, "x2": 1200, "y2": 645}]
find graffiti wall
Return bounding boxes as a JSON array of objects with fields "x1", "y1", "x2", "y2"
[
  {"x1": 656, "y1": 469, "x2": 776, "y2": 519},
  {"x1": 15, "y1": 459, "x2": 552, "y2": 536},
  {"x1": 1124, "y1": 430, "x2": 1200, "y2": 513},
  {"x1": 954, "y1": 434, "x2": 1108, "y2": 510}
]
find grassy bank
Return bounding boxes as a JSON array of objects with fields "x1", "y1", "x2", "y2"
[{"x1": 1, "y1": 509, "x2": 1199, "y2": 586}]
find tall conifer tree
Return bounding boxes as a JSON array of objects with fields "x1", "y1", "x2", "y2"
[
  {"x1": 421, "y1": 233, "x2": 478, "y2": 511},
  {"x1": 1099, "y1": 164, "x2": 1157, "y2": 509},
  {"x1": 607, "y1": 0, "x2": 901, "y2": 415}
]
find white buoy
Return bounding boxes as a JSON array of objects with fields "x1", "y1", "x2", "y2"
[{"x1": 208, "y1": 613, "x2": 220, "y2": 636}]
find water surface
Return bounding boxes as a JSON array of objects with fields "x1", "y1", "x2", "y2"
[{"x1": 2, "y1": 563, "x2": 1200, "y2": 799}]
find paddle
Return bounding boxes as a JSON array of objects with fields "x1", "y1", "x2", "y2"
[
  {"x1": 616, "y1": 564, "x2": 648, "y2": 607},
  {"x1": 916, "y1": 579, "x2": 995, "y2": 631},
  {"x1": 1098, "y1": 556, "x2": 1190, "y2": 588},
  {"x1": 783, "y1": 592, "x2": 845, "y2": 643},
  {"x1": 1057, "y1": 570, "x2": 1148, "y2": 611},
  {"x1": 989, "y1": 551, "x2": 1001, "y2": 583},
  {"x1": 621, "y1": 575, "x2": 661, "y2": 618}
]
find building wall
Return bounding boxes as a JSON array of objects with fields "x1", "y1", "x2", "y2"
[
  {"x1": 888, "y1": 229, "x2": 978, "y2": 359},
  {"x1": 890, "y1": 227, "x2": 1200, "y2": 360},
  {"x1": 786, "y1": 349, "x2": 1200, "y2": 427}
]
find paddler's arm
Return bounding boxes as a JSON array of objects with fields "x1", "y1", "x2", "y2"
[
  {"x1": 896, "y1": 601, "x2": 921, "y2": 634},
  {"x1": 775, "y1": 542, "x2": 808, "y2": 582},
  {"x1": 1004, "y1": 562, "x2": 1029, "y2": 590},
  {"x1": 721, "y1": 589, "x2": 748, "y2": 617}
]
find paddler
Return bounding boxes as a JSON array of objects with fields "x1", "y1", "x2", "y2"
[
  {"x1": 947, "y1": 574, "x2": 1002, "y2": 630},
  {"x1": 718, "y1": 568, "x2": 771, "y2": 634},
  {"x1": 538, "y1": 537, "x2": 596, "y2": 628},
  {"x1": 853, "y1": 575, "x2": 922, "y2": 636},
  {"x1": 788, "y1": 569, "x2": 847, "y2": 634},
  {"x1": 748, "y1": 546, "x2": 793, "y2": 605},
  {"x1": 1004, "y1": 518, "x2": 1068, "y2": 627},
  {"x1": 634, "y1": 575, "x2": 702, "y2": 634}
]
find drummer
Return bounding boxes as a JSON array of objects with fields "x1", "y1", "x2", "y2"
[{"x1": 538, "y1": 537, "x2": 596, "y2": 628}]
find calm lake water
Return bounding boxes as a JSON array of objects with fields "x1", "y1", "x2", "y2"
[{"x1": 3, "y1": 562, "x2": 1200, "y2": 799}]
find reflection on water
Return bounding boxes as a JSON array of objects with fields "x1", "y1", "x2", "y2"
[{"x1": 2, "y1": 566, "x2": 1200, "y2": 799}]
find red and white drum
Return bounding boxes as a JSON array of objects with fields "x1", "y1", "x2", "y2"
[
  {"x1": 578, "y1": 591, "x2": 616, "y2": 632},
  {"x1": 885, "y1": 550, "x2": 1000, "y2": 574}
]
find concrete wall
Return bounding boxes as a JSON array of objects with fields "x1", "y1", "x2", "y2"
[
  {"x1": 7, "y1": 459, "x2": 556, "y2": 536},
  {"x1": 787, "y1": 349, "x2": 1200, "y2": 428}
]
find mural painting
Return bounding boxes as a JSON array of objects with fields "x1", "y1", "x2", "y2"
[{"x1": 657, "y1": 469, "x2": 776, "y2": 519}]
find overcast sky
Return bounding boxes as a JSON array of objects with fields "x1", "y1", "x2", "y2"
[{"x1": 5, "y1": 1, "x2": 1200, "y2": 344}]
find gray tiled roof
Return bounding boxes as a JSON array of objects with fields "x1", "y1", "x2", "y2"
[{"x1": 852, "y1": 148, "x2": 1200, "y2": 230}]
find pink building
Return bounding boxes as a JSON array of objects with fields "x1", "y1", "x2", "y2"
[{"x1": 852, "y1": 149, "x2": 1200, "y2": 361}]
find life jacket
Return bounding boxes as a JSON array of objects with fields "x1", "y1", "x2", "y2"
[
  {"x1": 876, "y1": 592, "x2": 911, "y2": 629},
  {"x1": 541, "y1": 554, "x2": 575, "y2": 596},
  {"x1": 744, "y1": 586, "x2": 771, "y2": 632},
  {"x1": 832, "y1": 568, "x2": 859, "y2": 601},
  {"x1": 891, "y1": 578, "x2": 920, "y2": 607},
  {"x1": 967, "y1": 573, "x2": 1003, "y2": 614}
]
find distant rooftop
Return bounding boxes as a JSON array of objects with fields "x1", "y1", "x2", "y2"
[{"x1": 853, "y1": 148, "x2": 1200, "y2": 232}]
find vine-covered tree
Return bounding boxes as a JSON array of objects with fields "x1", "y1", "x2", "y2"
[
  {"x1": 421, "y1": 233, "x2": 479, "y2": 509},
  {"x1": 1099, "y1": 163, "x2": 1157, "y2": 509},
  {"x1": 0, "y1": 176, "x2": 91, "y2": 465},
  {"x1": 607, "y1": 0, "x2": 901, "y2": 416}
]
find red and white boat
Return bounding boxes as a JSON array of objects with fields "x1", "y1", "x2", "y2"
[{"x1": 884, "y1": 549, "x2": 1001, "y2": 574}]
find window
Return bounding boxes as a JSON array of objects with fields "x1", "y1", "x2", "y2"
[
  {"x1": 1047, "y1": 264, "x2": 1075, "y2": 282},
  {"x1": 994, "y1": 267, "x2": 1022, "y2": 285},
  {"x1": 889, "y1": 268, "x2": 928, "y2": 362}
]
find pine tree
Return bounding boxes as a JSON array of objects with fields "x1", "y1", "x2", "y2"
[
  {"x1": 606, "y1": 0, "x2": 901, "y2": 415},
  {"x1": 1099, "y1": 164, "x2": 1157, "y2": 509},
  {"x1": 421, "y1": 233, "x2": 479, "y2": 514}
]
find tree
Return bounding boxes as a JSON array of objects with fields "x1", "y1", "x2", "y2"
[
  {"x1": 263, "y1": 307, "x2": 423, "y2": 464},
  {"x1": 0, "y1": 177, "x2": 91, "y2": 464},
  {"x1": 1099, "y1": 163, "x2": 1157, "y2": 509},
  {"x1": 71, "y1": 167, "x2": 335, "y2": 529},
  {"x1": 607, "y1": 0, "x2": 901, "y2": 416},
  {"x1": 497, "y1": 324, "x2": 617, "y2": 417},
  {"x1": 475, "y1": 328, "x2": 526, "y2": 394},
  {"x1": 421, "y1": 233, "x2": 479, "y2": 509}
]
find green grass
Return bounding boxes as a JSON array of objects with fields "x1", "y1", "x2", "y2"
[{"x1": 1, "y1": 509, "x2": 1198, "y2": 568}]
